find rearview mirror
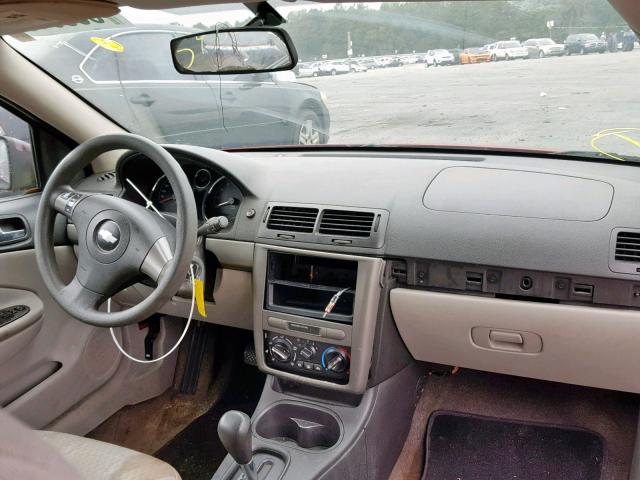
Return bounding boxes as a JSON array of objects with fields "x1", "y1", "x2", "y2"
[{"x1": 171, "y1": 27, "x2": 298, "y2": 75}]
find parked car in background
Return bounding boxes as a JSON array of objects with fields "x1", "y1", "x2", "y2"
[
  {"x1": 523, "y1": 38, "x2": 565, "y2": 58},
  {"x1": 19, "y1": 27, "x2": 330, "y2": 147},
  {"x1": 564, "y1": 33, "x2": 607, "y2": 55},
  {"x1": 297, "y1": 62, "x2": 321, "y2": 78},
  {"x1": 350, "y1": 60, "x2": 368, "y2": 72},
  {"x1": 319, "y1": 60, "x2": 350, "y2": 76},
  {"x1": 622, "y1": 30, "x2": 638, "y2": 51},
  {"x1": 357, "y1": 57, "x2": 378, "y2": 69},
  {"x1": 459, "y1": 47, "x2": 492, "y2": 64},
  {"x1": 376, "y1": 56, "x2": 394, "y2": 68},
  {"x1": 400, "y1": 55, "x2": 419, "y2": 65},
  {"x1": 449, "y1": 48, "x2": 463, "y2": 64},
  {"x1": 425, "y1": 49, "x2": 455, "y2": 66},
  {"x1": 487, "y1": 40, "x2": 529, "y2": 60}
]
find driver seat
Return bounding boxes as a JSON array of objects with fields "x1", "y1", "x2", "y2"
[
  {"x1": 37, "y1": 431, "x2": 181, "y2": 480},
  {"x1": 0, "y1": 408, "x2": 180, "y2": 480}
]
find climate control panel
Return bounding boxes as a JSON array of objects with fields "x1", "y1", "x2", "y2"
[{"x1": 264, "y1": 332, "x2": 350, "y2": 384}]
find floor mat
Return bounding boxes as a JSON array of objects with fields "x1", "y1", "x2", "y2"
[
  {"x1": 389, "y1": 369, "x2": 638, "y2": 480},
  {"x1": 154, "y1": 348, "x2": 265, "y2": 480},
  {"x1": 423, "y1": 412, "x2": 604, "y2": 480}
]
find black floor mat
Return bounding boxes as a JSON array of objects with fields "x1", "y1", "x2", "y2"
[
  {"x1": 155, "y1": 333, "x2": 265, "y2": 480},
  {"x1": 422, "y1": 411, "x2": 604, "y2": 480}
]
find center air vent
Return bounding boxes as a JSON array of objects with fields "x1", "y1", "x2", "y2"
[
  {"x1": 319, "y1": 209, "x2": 375, "y2": 237},
  {"x1": 615, "y1": 231, "x2": 640, "y2": 262},
  {"x1": 267, "y1": 206, "x2": 318, "y2": 233},
  {"x1": 259, "y1": 203, "x2": 388, "y2": 249}
]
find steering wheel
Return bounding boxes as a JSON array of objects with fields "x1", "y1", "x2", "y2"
[{"x1": 35, "y1": 134, "x2": 197, "y2": 328}]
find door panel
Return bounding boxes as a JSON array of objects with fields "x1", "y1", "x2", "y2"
[
  {"x1": 0, "y1": 288, "x2": 44, "y2": 364},
  {"x1": 0, "y1": 132, "x2": 124, "y2": 428},
  {"x1": 0, "y1": 245, "x2": 123, "y2": 428}
]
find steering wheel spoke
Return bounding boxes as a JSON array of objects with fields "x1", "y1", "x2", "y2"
[
  {"x1": 140, "y1": 236, "x2": 174, "y2": 283},
  {"x1": 60, "y1": 277, "x2": 105, "y2": 312}
]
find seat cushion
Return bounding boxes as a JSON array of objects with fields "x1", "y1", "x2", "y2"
[{"x1": 37, "y1": 430, "x2": 181, "y2": 480}]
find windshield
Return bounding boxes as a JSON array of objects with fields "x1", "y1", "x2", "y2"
[
  {"x1": 537, "y1": 38, "x2": 555, "y2": 45},
  {"x1": 5, "y1": 1, "x2": 640, "y2": 160}
]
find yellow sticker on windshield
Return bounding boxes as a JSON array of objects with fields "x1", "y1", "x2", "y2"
[
  {"x1": 591, "y1": 128, "x2": 640, "y2": 161},
  {"x1": 194, "y1": 278, "x2": 207, "y2": 318},
  {"x1": 176, "y1": 48, "x2": 196, "y2": 69},
  {"x1": 90, "y1": 37, "x2": 124, "y2": 53}
]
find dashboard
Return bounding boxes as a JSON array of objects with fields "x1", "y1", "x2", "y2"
[
  {"x1": 76, "y1": 145, "x2": 640, "y2": 395},
  {"x1": 86, "y1": 145, "x2": 640, "y2": 283}
]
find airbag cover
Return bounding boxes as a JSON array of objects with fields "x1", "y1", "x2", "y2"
[{"x1": 423, "y1": 166, "x2": 613, "y2": 221}]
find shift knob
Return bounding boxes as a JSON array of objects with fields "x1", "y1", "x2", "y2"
[{"x1": 218, "y1": 410, "x2": 253, "y2": 465}]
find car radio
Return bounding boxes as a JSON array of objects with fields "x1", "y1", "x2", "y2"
[{"x1": 262, "y1": 251, "x2": 357, "y2": 384}]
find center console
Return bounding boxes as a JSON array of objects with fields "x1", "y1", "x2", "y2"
[
  {"x1": 253, "y1": 245, "x2": 384, "y2": 393},
  {"x1": 214, "y1": 244, "x2": 421, "y2": 480}
]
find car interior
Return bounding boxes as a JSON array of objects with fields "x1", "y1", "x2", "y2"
[{"x1": 1, "y1": 0, "x2": 640, "y2": 480}]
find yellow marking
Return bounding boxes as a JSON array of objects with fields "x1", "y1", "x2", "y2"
[
  {"x1": 590, "y1": 128, "x2": 640, "y2": 162},
  {"x1": 90, "y1": 36, "x2": 124, "y2": 53},
  {"x1": 194, "y1": 278, "x2": 207, "y2": 318},
  {"x1": 176, "y1": 48, "x2": 196, "y2": 69}
]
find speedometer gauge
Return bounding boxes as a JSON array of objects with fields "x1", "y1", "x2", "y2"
[
  {"x1": 151, "y1": 176, "x2": 177, "y2": 212},
  {"x1": 203, "y1": 176, "x2": 242, "y2": 222},
  {"x1": 194, "y1": 169, "x2": 212, "y2": 189}
]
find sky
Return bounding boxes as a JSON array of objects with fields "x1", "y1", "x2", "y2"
[{"x1": 120, "y1": 2, "x2": 382, "y2": 27}]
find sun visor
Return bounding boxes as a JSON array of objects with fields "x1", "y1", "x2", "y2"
[{"x1": 0, "y1": 1, "x2": 119, "y2": 36}]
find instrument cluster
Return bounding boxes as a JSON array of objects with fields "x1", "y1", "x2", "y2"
[{"x1": 120, "y1": 155, "x2": 244, "y2": 227}]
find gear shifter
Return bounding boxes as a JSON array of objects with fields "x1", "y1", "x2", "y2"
[{"x1": 218, "y1": 410, "x2": 257, "y2": 480}]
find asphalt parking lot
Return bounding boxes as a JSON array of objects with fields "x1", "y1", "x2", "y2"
[{"x1": 304, "y1": 50, "x2": 640, "y2": 156}]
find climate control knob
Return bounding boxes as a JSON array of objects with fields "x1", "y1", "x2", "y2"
[
  {"x1": 299, "y1": 345, "x2": 316, "y2": 360},
  {"x1": 321, "y1": 347, "x2": 350, "y2": 373},
  {"x1": 270, "y1": 338, "x2": 293, "y2": 363}
]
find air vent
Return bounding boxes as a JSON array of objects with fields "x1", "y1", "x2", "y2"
[
  {"x1": 319, "y1": 210, "x2": 375, "y2": 238},
  {"x1": 259, "y1": 202, "x2": 388, "y2": 248},
  {"x1": 266, "y1": 206, "x2": 318, "y2": 233},
  {"x1": 97, "y1": 171, "x2": 116, "y2": 182},
  {"x1": 615, "y1": 231, "x2": 640, "y2": 262}
]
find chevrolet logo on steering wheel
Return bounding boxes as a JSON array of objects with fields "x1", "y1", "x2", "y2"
[{"x1": 95, "y1": 221, "x2": 121, "y2": 251}]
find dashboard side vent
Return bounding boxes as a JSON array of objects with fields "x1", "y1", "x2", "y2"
[
  {"x1": 319, "y1": 209, "x2": 375, "y2": 237},
  {"x1": 97, "y1": 171, "x2": 116, "y2": 182},
  {"x1": 615, "y1": 231, "x2": 640, "y2": 262},
  {"x1": 266, "y1": 206, "x2": 318, "y2": 233}
]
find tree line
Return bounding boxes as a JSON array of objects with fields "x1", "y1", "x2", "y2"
[{"x1": 279, "y1": 1, "x2": 626, "y2": 61}]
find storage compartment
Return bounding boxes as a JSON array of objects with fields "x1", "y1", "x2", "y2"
[
  {"x1": 255, "y1": 402, "x2": 341, "y2": 450},
  {"x1": 271, "y1": 283, "x2": 355, "y2": 318},
  {"x1": 390, "y1": 288, "x2": 640, "y2": 394},
  {"x1": 266, "y1": 252, "x2": 357, "y2": 323}
]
